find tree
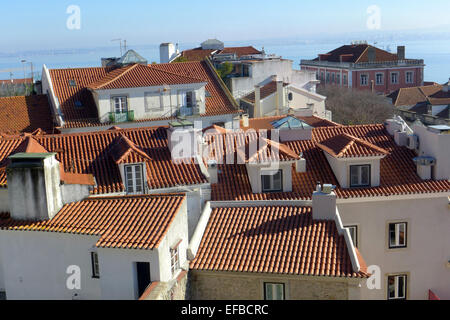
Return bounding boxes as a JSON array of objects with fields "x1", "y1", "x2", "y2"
[
  {"x1": 172, "y1": 56, "x2": 189, "y2": 63},
  {"x1": 317, "y1": 86, "x2": 394, "y2": 125},
  {"x1": 216, "y1": 62, "x2": 233, "y2": 79}
]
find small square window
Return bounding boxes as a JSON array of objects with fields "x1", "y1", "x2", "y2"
[
  {"x1": 389, "y1": 222, "x2": 407, "y2": 248},
  {"x1": 264, "y1": 283, "x2": 285, "y2": 300},
  {"x1": 388, "y1": 275, "x2": 407, "y2": 300},
  {"x1": 350, "y1": 165, "x2": 371, "y2": 187},
  {"x1": 261, "y1": 170, "x2": 282, "y2": 192},
  {"x1": 68, "y1": 80, "x2": 77, "y2": 87}
]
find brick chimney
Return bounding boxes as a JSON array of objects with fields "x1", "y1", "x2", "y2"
[
  {"x1": 397, "y1": 46, "x2": 405, "y2": 60},
  {"x1": 312, "y1": 183, "x2": 337, "y2": 220},
  {"x1": 368, "y1": 46, "x2": 376, "y2": 62},
  {"x1": 6, "y1": 153, "x2": 63, "y2": 221}
]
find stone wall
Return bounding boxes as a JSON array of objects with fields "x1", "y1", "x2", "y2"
[
  {"x1": 189, "y1": 270, "x2": 353, "y2": 300},
  {"x1": 142, "y1": 270, "x2": 189, "y2": 300}
]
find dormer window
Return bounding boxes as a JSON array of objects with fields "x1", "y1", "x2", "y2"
[
  {"x1": 261, "y1": 170, "x2": 283, "y2": 192},
  {"x1": 350, "y1": 165, "x2": 371, "y2": 187},
  {"x1": 68, "y1": 79, "x2": 77, "y2": 87},
  {"x1": 125, "y1": 164, "x2": 144, "y2": 194}
]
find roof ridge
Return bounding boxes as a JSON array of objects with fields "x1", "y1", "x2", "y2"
[
  {"x1": 84, "y1": 193, "x2": 186, "y2": 201},
  {"x1": 89, "y1": 64, "x2": 138, "y2": 90},
  {"x1": 149, "y1": 64, "x2": 207, "y2": 83}
]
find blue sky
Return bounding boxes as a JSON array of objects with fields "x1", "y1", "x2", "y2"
[{"x1": 1, "y1": 0, "x2": 450, "y2": 52}]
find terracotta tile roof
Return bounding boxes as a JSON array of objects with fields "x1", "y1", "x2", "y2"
[
  {"x1": 388, "y1": 84, "x2": 442, "y2": 107},
  {"x1": 210, "y1": 124, "x2": 450, "y2": 200},
  {"x1": 0, "y1": 126, "x2": 207, "y2": 193},
  {"x1": 87, "y1": 64, "x2": 206, "y2": 90},
  {"x1": 180, "y1": 48, "x2": 216, "y2": 61},
  {"x1": 49, "y1": 61, "x2": 239, "y2": 128},
  {"x1": 60, "y1": 172, "x2": 95, "y2": 186},
  {"x1": 217, "y1": 46, "x2": 262, "y2": 58},
  {"x1": 316, "y1": 133, "x2": 389, "y2": 158},
  {"x1": 312, "y1": 44, "x2": 398, "y2": 63},
  {"x1": 241, "y1": 81, "x2": 289, "y2": 103},
  {"x1": 204, "y1": 131, "x2": 299, "y2": 164},
  {"x1": 190, "y1": 206, "x2": 367, "y2": 278},
  {"x1": 0, "y1": 194, "x2": 185, "y2": 250},
  {"x1": 0, "y1": 78, "x2": 33, "y2": 85},
  {"x1": 0, "y1": 95, "x2": 55, "y2": 134},
  {"x1": 241, "y1": 115, "x2": 340, "y2": 130}
]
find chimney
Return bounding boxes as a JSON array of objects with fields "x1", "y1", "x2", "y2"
[
  {"x1": 242, "y1": 114, "x2": 249, "y2": 128},
  {"x1": 254, "y1": 85, "x2": 261, "y2": 117},
  {"x1": 207, "y1": 160, "x2": 218, "y2": 184},
  {"x1": 443, "y1": 78, "x2": 449, "y2": 92},
  {"x1": 160, "y1": 43, "x2": 176, "y2": 63},
  {"x1": 397, "y1": 46, "x2": 405, "y2": 60},
  {"x1": 276, "y1": 81, "x2": 284, "y2": 116},
  {"x1": 368, "y1": 46, "x2": 376, "y2": 62},
  {"x1": 312, "y1": 183, "x2": 337, "y2": 220},
  {"x1": 6, "y1": 153, "x2": 63, "y2": 221},
  {"x1": 295, "y1": 153, "x2": 306, "y2": 173}
]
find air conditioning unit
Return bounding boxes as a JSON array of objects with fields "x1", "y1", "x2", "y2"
[{"x1": 407, "y1": 134, "x2": 419, "y2": 150}]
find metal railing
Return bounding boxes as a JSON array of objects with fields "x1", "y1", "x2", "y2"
[
  {"x1": 108, "y1": 110, "x2": 134, "y2": 123},
  {"x1": 300, "y1": 59, "x2": 425, "y2": 69}
]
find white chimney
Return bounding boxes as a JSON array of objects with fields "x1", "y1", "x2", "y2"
[
  {"x1": 254, "y1": 85, "x2": 261, "y2": 117},
  {"x1": 295, "y1": 153, "x2": 306, "y2": 173},
  {"x1": 207, "y1": 160, "x2": 218, "y2": 184},
  {"x1": 276, "y1": 81, "x2": 284, "y2": 116},
  {"x1": 312, "y1": 183, "x2": 337, "y2": 220},
  {"x1": 160, "y1": 43, "x2": 177, "y2": 63},
  {"x1": 242, "y1": 114, "x2": 249, "y2": 128},
  {"x1": 6, "y1": 153, "x2": 63, "y2": 221}
]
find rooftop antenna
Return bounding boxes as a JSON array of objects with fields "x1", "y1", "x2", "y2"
[
  {"x1": 123, "y1": 40, "x2": 127, "y2": 53},
  {"x1": 112, "y1": 39, "x2": 123, "y2": 56}
]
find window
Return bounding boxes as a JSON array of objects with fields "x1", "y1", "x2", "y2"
[
  {"x1": 326, "y1": 72, "x2": 330, "y2": 83},
  {"x1": 350, "y1": 165, "x2": 371, "y2": 187},
  {"x1": 170, "y1": 244, "x2": 180, "y2": 276},
  {"x1": 387, "y1": 275, "x2": 407, "y2": 300},
  {"x1": 336, "y1": 74, "x2": 341, "y2": 85},
  {"x1": 389, "y1": 222, "x2": 407, "y2": 248},
  {"x1": 345, "y1": 225, "x2": 358, "y2": 248},
  {"x1": 406, "y1": 71, "x2": 413, "y2": 84},
  {"x1": 113, "y1": 96, "x2": 128, "y2": 113},
  {"x1": 264, "y1": 283, "x2": 285, "y2": 300},
  {"x1": 242, "y1": 64, "x2": 250, "y2": 77},
  {"x1": 91, "y1": 252, "x2": 100, "y2": 278},
  {"x1": 288, "y1": 92, "x2": 293, "y2": 101},
  {"x1": 331, "y1": 73, "x2": 335, "y2": 83},
  {"x1": 343, "y1": 74, "x2": 348, "y2": 85},
  {"x1": 376, "y1": 73, "x2": 384, "y2": 85},
  {"x1": 320, "y1": 72, "x2": 324, "y2": 81},
  {"x1": 125, "y1": 164, "x2": 144, "y2": 194},
  {"x1": 68, "y1": 79, "x2": 77, "y2": 87},
  {"x1": 145, "y1": 92, "x2": 163, "y2": 111},
  {"x1": 360, "y1": 74, "x2": 368, "y2": 86},
  {"x1": 261, "y1": 170, "x2": 282, "y2": 192},
  {"x1": 391, "y1": 72, "x2": 399, "y2": 84}
]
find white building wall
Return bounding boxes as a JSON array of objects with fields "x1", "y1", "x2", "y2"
[
  {"x1": 0, "y1": 231, "x2": 102, "y2": 300},
  {"x1": 94, "y1": 83, "x2": 207, "y2": 123},
  {"x1": 338, "y1": 196, "x2": 450, "y2": 300},
  {"x1": 0, "y1": 189, "x2": 8, "y2": 213}
]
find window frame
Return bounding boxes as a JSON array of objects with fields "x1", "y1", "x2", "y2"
[
  {"x1": 261, "y1": 170, "x2": 283, "y2": 193},
  {"x1": 349, "y1": 164, "x2": 371, "y2": 188},
  {"x1": 264, "y1": 282, "x2": 285, "y2": 300},
  {"x1": 112, "y1": 95, "x2": 128, "y2": 114},
  {"x1": 336, "y1": 73, "x2": 341, "y2": 85},
  {"x1": 375, "y1": 73, "x2": 384, "y2": 85},
  {"x1": 343, "y1": 74, "x2": 348, "y2": 85},
  {"x1": 91, "y1": 251, "x2": 100, "y2": 279},
  {"x1": 388, "y1": 222, "x2": 407, "y2": 249},
  {"x1": 170, "y1": 241, "x2": 181, "y2": 277},
  {"x1": 144, "y1": 91, "x2": 163, "y2": 112},
  {"x1": 405, "y1": 71, "x2": 414, "y2": 84},
  {"x1": 360, "y1": 74, "x2": 369, "y2": 86},
  {"x1": 390, "y1": 72, "x2": 399, "y2": 84},
  {"x1": 387, "y1": 274, "x2": 407, "y2": 300},
  {"x1": 345, "y1": 225, "x2": 358, "y2": 248},
  {"x1": 124, "y1": 164, "x2": 144, "y2": 194}
]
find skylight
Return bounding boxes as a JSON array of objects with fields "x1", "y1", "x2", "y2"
[{"x1": 270, "y1": 116, "x2": 312, "y2": 130}]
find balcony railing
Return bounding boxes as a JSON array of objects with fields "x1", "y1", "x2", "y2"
[
  {"x1": 177, "y1": 105, "x2": 200, "y2": 117},
  {"x1": 109, "y1": 110, "x2": 134, "y2": 123}
]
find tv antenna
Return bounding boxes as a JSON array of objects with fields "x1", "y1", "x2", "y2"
[{"x1": 112, "y1": 39, "x2": 127, "y2": 56}]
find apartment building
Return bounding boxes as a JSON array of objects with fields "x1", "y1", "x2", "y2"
[{"x1": 301, "y1": 43, "x2": 425, "y2": 94}]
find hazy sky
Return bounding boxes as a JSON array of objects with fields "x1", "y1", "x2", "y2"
[{"x1": 1, "y1": 0, "x2": 450, "y2": 51}]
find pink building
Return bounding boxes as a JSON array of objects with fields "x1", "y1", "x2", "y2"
[{"x1": 300, "y1": 43, "x2": 424, "y2": 94}]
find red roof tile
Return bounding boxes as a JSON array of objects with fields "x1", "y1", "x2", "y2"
[
  {"x1": 316, "y1": 133, "x2": 389, "y2": 158},
  {"x1": 0, "y1": 126, "x2": 207, "y2": 194},
  {"x1": 241, "y1": 81, "x2": 289, "y2": 103},
  {"x1": 210, "y1": 124, "x2": 450, "y2": 200},
  {"x1": 190, "y1": 206, "x2": 367, "y2": 278},
  {"x1": 0, "y1": 95, "x2": 55, "y2": 134},
  {"x1": 0, "y1": 194, "x2": 185, "y2": 250},
  {"x1": 313, "y1": 44, "x2": 398, "y2": 63},
  {"x1": 218, "y1": 46, "x2": 262, "y2": 58},
  {"x1": 87, "y1": 64, "x2": 206, "y2": 90},
  {"x1": 180, "y1": 48, "x2": 216, "y2": 61}
]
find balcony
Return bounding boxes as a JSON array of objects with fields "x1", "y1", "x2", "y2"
[
  {"x1": 177, "y1": 105, "x2": 200, "y2": 117},
  {"x1": 109, "y1": 110, "x2": 134, "y2": 123}
]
